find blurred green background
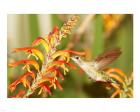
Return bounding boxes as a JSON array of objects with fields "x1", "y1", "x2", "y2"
[{"x1": 7, "y1": 14, "x2": 133, "y2": 98}]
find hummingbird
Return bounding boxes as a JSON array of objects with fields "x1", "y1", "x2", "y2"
[{"x1": 71, "y1": 48, "x2": 121, "y2": 85}]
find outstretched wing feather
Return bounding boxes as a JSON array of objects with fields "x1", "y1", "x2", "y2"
[{"x1": 93, "y1": 48, "x2": 121, "y2": 70}]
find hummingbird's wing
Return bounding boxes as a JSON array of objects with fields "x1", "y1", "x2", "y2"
[{"x1": 92, "y1": 48, "x2": 121, "y2": 71}]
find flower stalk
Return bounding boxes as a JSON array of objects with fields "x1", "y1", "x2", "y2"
[{"x1": 8, "y1": 15, "x2": 83, "y2": 98}]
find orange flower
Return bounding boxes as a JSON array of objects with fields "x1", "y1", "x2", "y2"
[
  {"x1": 9, "y1": 59, "x2": 40, "y2": 72},
  {"x1": 48, "y1": 60, "x2": 77, "y2": 71},
  {"x1": 8, "y1": 71, "x2": 35, "y2": 92},
  {"x1": 32, "y1": 37, "x2": 50, "y2": 53},
  {"x1": 51, "y1": 50, "x2": 86, "y2": 63},
  {"x1": 55, "y1": 79, "x2": 63, "y2": 91},
  {"x1": 37, "y1": 76, "x2": 63, "y2": 95},
  {"x1": 8, "y1": 78, "x2": 20, "y2": 92},
  {"x1": 63, "y1": 50, "x2": 86, "y2": 56},
  {"x1": 38, "y1": 83, "x2": 52, "y2": 95},
  {"x1": 106, "y1": 68, "x2": 133, "y2": 98},
  {"x1": 12, "y1": 47, "x2": 44, "y2": 63},
  {"x1": 46, "y1": 67, "x2": 64, "y2": 80},
  {"x1": 106, "y1": 68, "x2": 127, "y2": 80},
  {"x1": 46, "y1": 26, "x2": 59, "y2": 43},
  {"x1": 51, "y1": 51, "x2": 70, "y2": 62},
  {"x1": 39, "y1": 76, "x2": 62, "y2": 90}
]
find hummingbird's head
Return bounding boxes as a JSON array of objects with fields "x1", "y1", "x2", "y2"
[{"x1": 71, "y1": 56, "x2": 83, "y2": 65}]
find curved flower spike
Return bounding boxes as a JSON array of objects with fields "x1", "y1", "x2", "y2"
[
  {"x1": 12, "y1": 47, "x2": 44, "y2": 63},
  {"x1": 60, "y1": 16, "x2": 80, "y2": 39},
  {"x1": 9, "y1": 71, "x2": 35, "y2": 92},
  {"x1": 9, "y1": 59, "x2": 40, "y2": 72},
  {"x1": 32, "y1": 37, "x2": 50, "y2": 53}
]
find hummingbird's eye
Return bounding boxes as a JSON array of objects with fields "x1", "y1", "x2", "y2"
[{"x1": 75, "y1": 56, "x2": 79, "y2": 60}]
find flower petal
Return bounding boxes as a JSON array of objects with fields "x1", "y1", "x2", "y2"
[
  {"x1": 8, "y1": 71, "x2": 36, "y2": 92},
  {"x1": 63, "y1": 50, "x2": 86, "y2": 56},
  {"x1": 111, "y1": 89, "x2": 120, "y2": 98},
  {"x1": 38, "y1": 83, "x2": 52, "y2": 95},
  {"x1": 32, "y1": 37, "x2": 50, "y2": 53},
  {"x1": 48, "y1": 60, "x2": 77, "y2": 70},
  {"x1": 108, "y1": 73, "x2": 124, "y2": 84},
  {"x1": 12, "y1": 47, "x2": 44, "y2": 63},
  {"x1": 8, "y1": 79, "x2": 20, "y2": 92},
  {"x1": 55, "y1": 80, "x2": 63, "y2": 91},
  {"x1": 9, "y1": 59, "x2": 40, "y2": 72},
  {"x1": 52, "y1": 51, "x2": 70, "y2": 62},
  {"x1": 46, "y1": 67, "x2": 64, "y2": 80},
  {"x1": 45, "y1": 60, "x2": 77, "y2": 76},
  {"x1": 106, "y1": 68, "x2": 127, "y2": 80},
  {"x1": 46, "y1": 26, "x2": 59, "y2": 42}
]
